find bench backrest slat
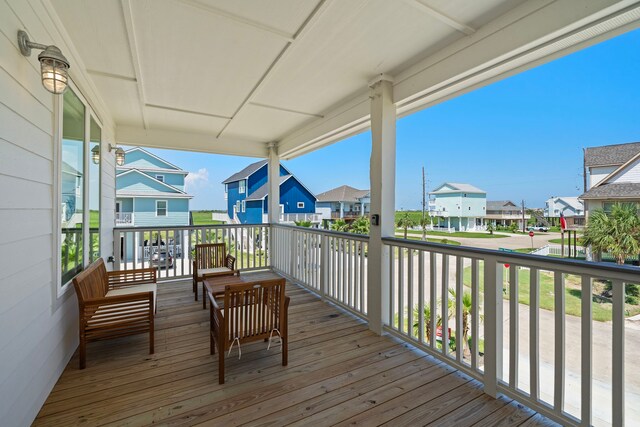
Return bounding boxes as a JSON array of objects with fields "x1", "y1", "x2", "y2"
[
  {"x1": 195, "y1": 243, "x2": 227, "y2": 269},
  {"x1": 72, "y1": 258, "x2": 108, "y2": 301}
]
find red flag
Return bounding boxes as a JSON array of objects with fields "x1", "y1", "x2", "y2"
[{"x1": 560, "y1": 213, "x2": 567, "y2": 231}]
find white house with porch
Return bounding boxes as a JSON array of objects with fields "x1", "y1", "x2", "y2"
[
  {"x1": 2, "y1": 1, "x2": 640, "y2": 426},
  {"x1": 429, "y1": 183, "x2": 487, "y2": 231}
]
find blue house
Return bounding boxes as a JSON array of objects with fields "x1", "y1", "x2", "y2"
[
  {"x1": 222, "y1": 160, "x2": 317, "y2": 224},
  {"x1": 116, "y1": 147, "x2": 193, "y2": 227}
]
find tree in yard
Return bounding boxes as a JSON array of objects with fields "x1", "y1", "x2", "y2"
[
  {"x1": 419, "y1": 215, "x2": 431, "y2": 241},
  {"x1": 397, "y1": 212, "x2": 416, "y2": 239},
  {"x1": 349, "y1": 216, "x2": 370, "y2": 235},
  {"x1": 486, "y1": 222, "x2": 495, "y2": 235},
  {"x1": 582, "y1": 202, "x2": 640, "y2": 265},
  {"x1": 448, "y1": 289, "x2": 475, "y2": 357},
  {"x1": 294, "y1": 220, "x2": 312, "y2": 227},
  {"x1": 330, "y1": 218, "x2": 349, "y2": 232}
]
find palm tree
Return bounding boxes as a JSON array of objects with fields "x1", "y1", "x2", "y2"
[
  {"x1": 582, "y1": 203, "x2": 640, "y2": 265},
  {"x1": 419, "y1": 215, "x2": 430, "y2": 241},
  {"x1": 397, "y1": 212, "x2": 416, "y2": 239},
  {"x1": 331, "y1": 219, "x2": 349, "y2": 232},
  {"x1": 294, "y1": 220, "x2": 312, "y2": 227},
  {"x1": 350, "y1": 216, "x2": 370, "y2": 235},
  {"x1": 448, "y1": 289, "x2": 474, "y2": 357}
]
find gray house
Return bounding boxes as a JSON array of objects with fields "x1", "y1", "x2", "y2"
[{"x1": 316, "y1": 185, "x2": 370, "y2": 221}]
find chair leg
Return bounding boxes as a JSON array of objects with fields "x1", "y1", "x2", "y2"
[
  {"x1": 282, "y1": 336, "x2": 288, "y2": 366},
  {"x1": 218, "y1": 339, "x2": 225, "y2": 384},
  {"x1": 194, "y1": 278, "x2": 198, "y2": 301},
  {"x1": 203, "y1": 283, "x2": 207, "y2": 310},
  {"x1": 79, "y1": 336, "x2": 86, "y2": 370},
  {"x1": 149, "y1": 324, "x2": 155, "y2": 355}
]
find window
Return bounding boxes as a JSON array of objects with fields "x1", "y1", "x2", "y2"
[
  {"x1": 236, "y1": 200, "x2": 241, "y2": 212},
  {"x1": 156, "y1": 200, "x2": 167, "y2": 216},
  {"x1": 224, "y1": 183, "x2": 228, "y2": 193},
  {"x1": 155, "y1": 174, "x2": 164, "y2": 182},
  {"x1": 297, "y1": 202, "x2": 305, "y2": 209},
  {"x1": 241, "y1": 200, "x2": 246, "y2": 212},
  {"x1": 239, "y1": 180, "x2": 246, "y2": 194},
  {"x1": 60, "y1": 87, "x2": 102, "y2": 287}
]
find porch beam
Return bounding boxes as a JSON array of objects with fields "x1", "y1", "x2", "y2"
[
  {"x1": 367, "y1": 76, "x2": 396, "y2": 335},
  {"x1": 278, "y1": 0, "x2": 640, "y2": 159},
  {"x1": 115, "y1": 126, "x2": 268, "y2": 158},
  {"x1": 267, "y1": 144, "x2": 280, "y2": 224}
]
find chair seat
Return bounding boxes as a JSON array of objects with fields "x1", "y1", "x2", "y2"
[
  {"x1": 198, "y1": 267, "x2": 234, "y2": 279},
  {"x1": 107, "y1": 283, "x2": 157, "y2": 312}
]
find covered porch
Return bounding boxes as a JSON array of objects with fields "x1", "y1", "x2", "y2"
[
  {"x1": 34, "y1": 273, "x2": 552, "y2": 426},
  {"x1": 3, "y1": 1, "x2": 640, "y2": 426}
]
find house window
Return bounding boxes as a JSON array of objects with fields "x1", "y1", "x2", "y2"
[
  {"x1": 239, "y1": 180, "x2": 246, "y2": 194},
  {"x1": 241, "y1": 200, "x2": 246, "y2": 213},
  {"x1": 236, "y1": 200, "x2": 241, "y2": 212},
  {"x1": 224, "y1": 183, "x2": 228, "y2": 193},
  {"x1": 297, "y1": 202, "x2": 305, "y2": 209},
  {"x1": 156, "y1": 200, "x2": 167, "y2": 216},
  {"x1": 59, "y1": 88, "x2": 104, "y2": 288},
  {"x1": 155, "y1": 174, "x2": 164, "y2": 182}
]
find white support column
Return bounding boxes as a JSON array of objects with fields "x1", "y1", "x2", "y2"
[
  {"x1": 267, "y1": 143, "x2": 280, "y2": 224},
  {"x1": 367, "y1": 76, "x2": 396, "y2": 335}
]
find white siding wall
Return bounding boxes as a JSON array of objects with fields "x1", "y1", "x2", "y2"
[
  {"x1": 610, "y1": 158, "x2": 640, "y2": 184},
  {"x1": 0, "y1": 1, "x2": 115, "y2": 424},
  {"x1": 589, "y1": 166, "x2": 617, "y2": 188}
]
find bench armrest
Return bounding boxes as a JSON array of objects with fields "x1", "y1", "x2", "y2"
[{"x1": 107, "y1": 268, "x2": 156, "y2": 290}]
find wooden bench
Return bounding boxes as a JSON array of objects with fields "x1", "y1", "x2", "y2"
[
  {"x1": 193, "y1": 243, "x2": 237, "y2": 301},
  {"x1": 72, "y1": 258, "x2": 157, "y2": 369}
]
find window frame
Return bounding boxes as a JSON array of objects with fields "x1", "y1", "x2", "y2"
[
  {"x1": 297, "y1": 202, "x2": 305, "y2": 209},
  {"x1": 156, "y1": 200, "x2": 168, "y2": 217},
  {"x1": 241, "y1": 200, "x2": 246, "y2": 213},
  {"x1": 155, "y1": 174, "x2": 165, "y2": 183},
  {"x1": 55, "y1": 82, "x2": 104, "y2": 297},
  {"x1": 239, "y1": 179, "x2": 246, "y2": 194}
]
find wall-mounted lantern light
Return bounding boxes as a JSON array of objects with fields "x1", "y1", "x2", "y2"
[
  {"x1": 91, "y1": 144, "x2": 126, "y2": 166},
  {"x1": 18, "y1": 30, "x2": 70, "y2": 94}
]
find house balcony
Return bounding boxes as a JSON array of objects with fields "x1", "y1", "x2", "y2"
[
  {"x1": 115, "y1": 212, "x2": 134, "y2": 226},
  {"x1": 37, "y1": 223, "x2": 634, "y2": 426},
  {"x1": 331, "y1": 210, "x2": 365, "y2": 220}
]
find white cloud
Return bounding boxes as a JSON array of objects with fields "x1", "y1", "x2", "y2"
[{"x1": 185, "y1": 168, "x2": 209, "y2": 190}]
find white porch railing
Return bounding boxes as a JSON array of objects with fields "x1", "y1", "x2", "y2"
[
  {"x1": 382, "y1": 237, "x2": 639, "y2": 427},
  {"x1": 111, "y1": 223, "x2": 638, "y2": 424},
  {"x1": 113, "y1": 224, "x2": 269, "y2": 280},
  {"x1": 271, "y1": 224, "x2": 368, "y2": 319},
  {"x1": 280, "y1": 213, "x2": 323, "y2": 223},
  {"x1": 115, "y1": 212, "x2": 134, "y2": 226}
]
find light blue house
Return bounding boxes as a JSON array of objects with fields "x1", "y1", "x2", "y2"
[
  {"x1": 222, "y1": 160, "x2": 317, "y2": 224},
  {"x1": 429, "y1": 183, "x2": 487, "y2": 231},
  {"x1": 116, "y1": 147, "x2": 193, "y2": 227}
]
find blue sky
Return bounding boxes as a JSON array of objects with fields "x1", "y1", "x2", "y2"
[{"x1": 140, "y1": 28, "x2": 640, "y2": 211}]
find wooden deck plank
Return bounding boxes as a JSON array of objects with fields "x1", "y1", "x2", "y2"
[{"x1": 33, "y1": 272, "x2": 553, "y2": 427}]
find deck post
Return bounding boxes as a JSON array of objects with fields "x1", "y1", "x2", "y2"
[
  {"x1": 367, "y1": 76, "x2": 395, "y2": 335},
  {"x1": 267, "y1": 143, "x2": 280, "y2": 265},
  {"x1": 484, "y1": 255, "x2": 503, "y2": 398}
]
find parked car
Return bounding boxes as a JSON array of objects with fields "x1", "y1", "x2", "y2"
[
  {"x1": 527, "y1": 225, "x2": 549, "y2": 232},
  {"x1": 150, "y1": 249, "x2": 173, "y2": 268}
]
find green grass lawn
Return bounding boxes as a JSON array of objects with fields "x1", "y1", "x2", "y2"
[
  {"x1": 397, "y1": 229, "x2": 507, "y2": 239},
  {"x1": 463, "y1": 264, "x2": 640, "y2": 322},
  {"x1": 404, "y1": 236, "x2": 461, "y2": 246},
  {"x1": 191, "y1": 210, "x2": 226, "y2": 226},
  {"x1": 548, "y1": 237, "x2": 584, "y2": 245}
]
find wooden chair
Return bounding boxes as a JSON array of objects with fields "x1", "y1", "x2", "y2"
[
  {"x1": 193, "y1": 243, "x2": 237, "y2": 301},
  {"x1": 209, "y1": 278, "x2": 289, "y2": 384},
  {"x1": 72, "y1": 258, "x2": 156, "y2": 369}
]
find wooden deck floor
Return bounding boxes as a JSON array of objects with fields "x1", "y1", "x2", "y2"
[{"x1": 35, "y1": 271, "x2": 558, "y2": 426}]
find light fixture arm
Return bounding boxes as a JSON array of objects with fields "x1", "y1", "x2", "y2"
[{"x1": 18, "y1": 30, "x2": 47, "y2": 56}]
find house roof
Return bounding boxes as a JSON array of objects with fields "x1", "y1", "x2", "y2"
[
  {"x1": 222, "y1": 160, "x2": 268, "y2": 184},
  {"x1": 316, "y1": 185, "x2": 370, "y2": 203},
  {"x1": 584, "y1": 142, "x2": 640, "y2": 167},
  {"x1": 124, "y1": 147, "x2": 184, "y2": 171},
  {"x1": 116, "y1": 169, "x2": 189, "y2": 195},
  {"x1": 580, "y1": 183, "x2": 640, "y2": 200},
  {"x1": 547, "y1": 196, "x2": 583, "y2": 210},
  {"x1": 486, "y1": 200, "x2": 517, "y2": 211},
  {"x1": 431, "y1": 183, "x2": 486, "y2": 194},
  {"x1": 245, "y1": 175, "x2": 292, "y2": 201}
]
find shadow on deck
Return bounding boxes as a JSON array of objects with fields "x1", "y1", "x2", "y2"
[{"x1": 34, "y1": 271, "x2": 558, "y2": 426}]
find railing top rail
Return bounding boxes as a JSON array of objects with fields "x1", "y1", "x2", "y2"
[
  {"x1": 114, "y1": 223, "x2": 267, "y2": 232},
  {"x1": 272, "y1": 223, "x2": 369, "y2": 241},
  {"x1": 382, "y1": 236, "x2": 640, "y2": 281}
]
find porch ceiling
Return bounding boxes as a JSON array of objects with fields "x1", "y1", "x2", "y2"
[{"x1": 47, "y1": 0, "x2": 640, "y2": 158}]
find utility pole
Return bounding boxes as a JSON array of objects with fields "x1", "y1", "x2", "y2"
[
  {"x1": 521, "y1": 199, "x2": 526, "y2": 233},
  {"x1": 422, "y1": 166, "x2": 426, "y2": 241}
]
